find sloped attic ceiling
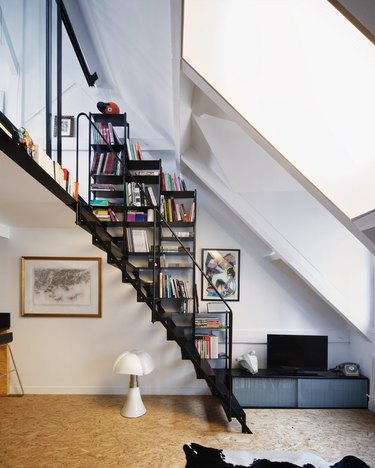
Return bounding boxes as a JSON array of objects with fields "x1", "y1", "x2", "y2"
[{"x1": 64, "y1": 0, "x2": 179, "y2": 152}]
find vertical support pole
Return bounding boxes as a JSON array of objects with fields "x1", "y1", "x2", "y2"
[
  {"x1": 0, "y1": 344, "x2": 8, "y2": 395},
  {"x1": 56, "y1": 0, "x2": 62, "y2": 165},
  {"x1": 45, "y1": 0, "x2": 52, "y2": 157},
  {"x1": 152, "y1": 206, "x2": 157, "y2": 322}
]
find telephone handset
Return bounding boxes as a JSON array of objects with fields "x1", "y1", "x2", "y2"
[{"x1": 335, "y1": 362, "x2": 360, "y2": 377}]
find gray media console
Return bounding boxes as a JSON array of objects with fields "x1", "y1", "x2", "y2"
[{"x1": 232, "y1": 369, "x2": 369, "y2": 408}]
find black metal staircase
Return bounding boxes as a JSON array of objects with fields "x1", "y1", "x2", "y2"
[
  {"x1": 75, "y1": 196, "x2": 251, "y2": 433},
  {"x1": 0, "y1": 115, "x2": 251, "y2": 434}
]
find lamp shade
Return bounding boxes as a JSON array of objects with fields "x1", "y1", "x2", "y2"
[{"x1": 113, "y1": 350, "x2": 154, "y2": 376}]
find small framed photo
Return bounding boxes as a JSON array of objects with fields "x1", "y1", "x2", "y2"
[
  {"x1": 201, "y1": 249, "x2": 240, "y2": 301},
  {"x1": 21, "y1": 257, "x2": 102, "y2": 317},
  {"x1": 54, "y1": 115, "x2": 74, "y2": 137}
]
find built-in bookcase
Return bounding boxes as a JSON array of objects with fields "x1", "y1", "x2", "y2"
[
  {"x1": 88, "y1": 113, "x2": 231, "y2": 370},
  {"x1": 89, "y1": 113, "x2": 127, "y2": 245}
]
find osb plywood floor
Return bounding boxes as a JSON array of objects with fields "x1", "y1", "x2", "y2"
[{"x1": 0, "y1": 395, "x2": 374, "y2": 468}]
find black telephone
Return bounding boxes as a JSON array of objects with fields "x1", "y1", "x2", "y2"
[{"x1": 335, "y1": 362, "x2": 360, "y2": 377}]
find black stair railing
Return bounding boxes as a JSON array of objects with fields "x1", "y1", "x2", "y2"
[{"x1": 73, "y1": 113, "x2": 249, "y2": 432}]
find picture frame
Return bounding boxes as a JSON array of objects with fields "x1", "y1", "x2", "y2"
[
  {"x1": 54, "y1": 115, "x2": 74, "y2": 137},
  {"x1": 201, "y1": 249, "x2": 240, "y2": 301},
  {"x1": 21, "y1": 257, "x2": 102, "y2": 317}
]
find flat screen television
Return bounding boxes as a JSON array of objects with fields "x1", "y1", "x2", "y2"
[{"x1": 267, "y1": 334, "x2": 328, "y2": 373}]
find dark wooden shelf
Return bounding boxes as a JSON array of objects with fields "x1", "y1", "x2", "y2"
[
  {"x1": 91, "y1": 143, "x2": 123, "y2": 152},
  {"x1": 125, "y1": 221, "x2": 155, "y2": 227},
  {"x1": 162, "y1": 221, "x2": 194, "y2": 227},
  {"x1": 159, "y1": 266, "x2": 193, "y2": 270},
  {"x1": 161, "y1": 236, "x2": 194, "y2": 241},
  {"x1": 162, "y1": 190, "x2": 195, "y2": 198}
]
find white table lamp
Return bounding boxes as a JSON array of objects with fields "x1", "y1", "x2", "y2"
[{"x1": 113, "y1": 350, "x2": 154, "y2": 418}]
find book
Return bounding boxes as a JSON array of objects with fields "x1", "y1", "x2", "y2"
[
  {"x1": 126, "y1": 138, "x2": 132, "y2": 160},
  {"x1": 161, "y1": 172, "x2": 188, "y2": 191},
  {"x1": 126, "y1": 211, "x2": 146, "y2": 222},
  {"x1": 96, "y1": 152, "x2": 106, "y2": 173},
  {"x1": 147, "y1": 186, "x2": 157, "y2": 206},
  {"x1": 130, "y1": 229, "x2": 149, "y2": 252},
  {"x1": 107, "y1": 122, "x2": 115, "y2": 144},
  {"x1": 147, "y1": 209, "x2": 154, "y2": 222},
  {"x1": 91, "y1": 199, "x2": 109, "y2": 207},
  {"x1": 91, "y1": 152, "x2": 100, "y2": 173},
  {"x1": 103, "y1": 152, "x2": 115, "y2": 174}
]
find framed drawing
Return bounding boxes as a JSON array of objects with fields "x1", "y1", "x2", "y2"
[
  {"x1": 201, "y1": 249, "x2": 240, "y2": 301},
  {"x1": 54, "y1": 115, "x2": 74, "y2": 137},
  {"x1": 21, "y1": 257, "x2": 102, "y2": 317}
]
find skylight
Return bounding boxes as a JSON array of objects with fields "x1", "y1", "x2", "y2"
[{"x1": 182, "y1": 0, "x2": 375, "y2": 220}]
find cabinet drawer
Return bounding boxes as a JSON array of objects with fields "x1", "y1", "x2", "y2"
[
  {"x1": 233, "y1": 377, "x2": 297, "y2": 407},
  {"x1": 298, "y1": 378, "x2": 368, "y2": 408}
]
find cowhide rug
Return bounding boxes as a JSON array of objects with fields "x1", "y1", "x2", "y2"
[{"x1": 183, "y1": 443, "x2": 370, "y2": 468}]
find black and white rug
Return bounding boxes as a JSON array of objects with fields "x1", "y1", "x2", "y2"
[{"x1": 183, "y1": 443, "x2": 370, "y2": 468}]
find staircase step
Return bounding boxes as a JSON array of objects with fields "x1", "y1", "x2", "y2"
[{"x1": 166, "y1": 325, "x2": 192, "y2": 342}]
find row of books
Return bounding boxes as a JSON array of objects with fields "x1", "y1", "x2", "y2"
[
  {"x1": 125, "y1": 182, "x2": 157, "y2": 207},
  {"x1": 92, "y1": 208, "x2": 120, "y2": 222},
  {"x1": 159, "y1": 255, "x2": 190, "y2": 268},
  {"x1": 161, "y1": 172, "x2": 187, "y2": 192},
  {"x1": 91, "y1": 183, "x2": 123, "y2": 192},
  {"x1": 195, "y1": 317, "x2": 223, "y2": 329},
  {"x1": 91, "y1": 198, "x2": 123, "y2": 207},
  {"x1": 91, "y1": 122, "x2": 143, "y2": 162},
  {"x1": 126, "y1": 140, "x2": 143, "y2": 160},
  {"x1": 126, "y1": 210, "x2": 154, "y2": 222},
  {"x1": 181, "y1": 299, "x2": 194, "y2": 314},
  {"x1": 33, "y1": 146, "x2": 77, "y2": 198},
  {"x1": 0, "y1": 114, "x2": 78, "y2": 199},
  {"x1": 160, "y1": 196, "x2": 195, "y2": 223},
  {"x1": 162, "y1": 230, "x2": 194, "y2": 238},
  {"x1": 129, "y1": 169, "x2": 160, "y2": 177},
  {"x1": 92, "y1": 122, "x2": 120, "y2": 145},
  {"x1": 159, "y1": 273, "x2": 193, "y2": 299},
  {"x1": 195, "y1": 335, "x2": 219, "y2": 359},
  {"x1": 126, "y1": 228, "x2": 150, "y2": 252},
  {"x1": 91, "y1": 151, "x2": 122, "y2": 175},
  {"x1": 158, "y1": 245, "x2": 191, "y2": 253}
]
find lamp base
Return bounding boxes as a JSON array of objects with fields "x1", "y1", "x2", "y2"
[{"x1": 121, "y1": 386, "x2": 146, "y2": 418}]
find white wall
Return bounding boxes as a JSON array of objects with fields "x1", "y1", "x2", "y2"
[
  {"x1": 350, "y1": 331, "x2": 375, "y2": 383},
  {"x1": 182, "y1": 81, "x2": 374, "y2": 340},
  {"x1": 192, "y1": 172, "x2": 351, "y2": 370},
  {"x1": 0, "y1": 0, "x2": 24, "y2": 123},
  {"x1": 0, "y1": 225, "x2": 206, "y2": 395}
]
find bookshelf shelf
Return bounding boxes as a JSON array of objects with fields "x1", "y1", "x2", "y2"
[
  {"x1": 163, "y1": 222, "x2": 195, "y2": 228},
  {"x1": 126, "y1": 222, "x2": 155, "y2": 227},
  {"x1": 161, "y1": 237, "x2": 194, "y2": 241},
  {"x1": 161, "y1": 190, "x2": 196, "y2": 198},
  {"x1": 91, "y1": 144, "x2": 123, "y2": 152},
  {"x1": 160, "y1": 266, "x2": 193, "y2": 270}
]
